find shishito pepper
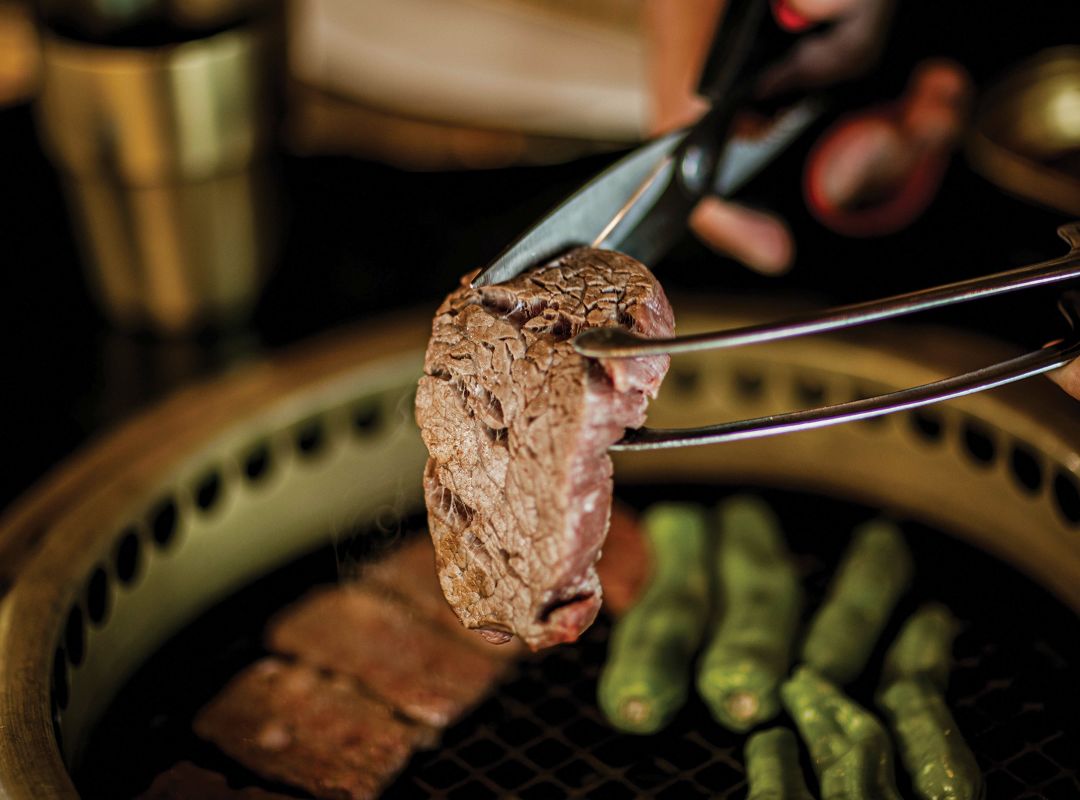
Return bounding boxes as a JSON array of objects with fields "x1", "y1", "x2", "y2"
[
  {"x1": 800, "y1": 519, "x2": 912, "y2": 684},
  {"x1": 697, "y1": 496, "x2": 802, "y2": 731},
  {"x1": 878, "y1": 678, "x2": 982, "y2": 800},
  {"x1": 880, "y1": 603, "x2": 959, "y2": 692},
  {"x1": 744, "y1": 727, "x2": 814, "y2": 800},
  {"x1": 597, "y1": 503, "x2": 711, "y2": 734},
  {"x1": 877, "y1": 605, "x2": 980, "y2": 800},
  {"x1": 781, "y1": 666, "x2": 902, "y2": 800}
]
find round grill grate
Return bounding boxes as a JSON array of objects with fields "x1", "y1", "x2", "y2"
[{"x1": 78, "y1": 487, "x2": 1080, "y2": 799}]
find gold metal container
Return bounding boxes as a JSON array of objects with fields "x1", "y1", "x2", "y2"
[
  {"x1": 35, "y1": 24, "x2": 277, "y2": 334},
  {"x1": 1, "y1": 304, "x2": 1079, "y2": 796}
]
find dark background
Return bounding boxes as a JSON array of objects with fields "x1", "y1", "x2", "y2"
[{"x1": 2, "y1": 0, "x2": 1079, "y2": 512}]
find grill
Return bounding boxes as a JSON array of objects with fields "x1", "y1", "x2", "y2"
[
  {"x1": 1, "y1": 303, "x2": 1079, "y2": 798},
  {"x1": 76, "y1": 493, "x2": 1080, "y2": 799}
]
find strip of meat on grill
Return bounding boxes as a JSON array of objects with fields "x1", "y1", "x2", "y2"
[
  {"x1": 266, "y1": 584, "x2": 512, "y2": 728},
  {"x1": 194, "y1": 659, "x2": 434, "y2": 800}
]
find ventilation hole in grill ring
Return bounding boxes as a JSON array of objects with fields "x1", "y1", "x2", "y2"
[
  {"x1": 242, "y1": 443, "x2": 272, "y2": 483},
  {"x1": 115, "y1": 528, "x2": 142, "y2": 585},
  {"x1": 793, "y1": 374, "x2": 827, "y2": 406},
  {"x1": 669, "y1": 367, "x2": 700, "y2": 396},
  {"x1": 733, "y1": 369, "x2": 764, "y2": 401},
  {"x1": 193, "y1": 469, "x2": 222, "y2": 513},
  {"x1": 149, "y1": 497, "x2": 179, "y2": 549},
  {"x1": 86, "y1": 567, "x2": 109, "y2": 626},
  {"x1": 962, "y1": 421, "x2": 997, "y2": 467},
  {"x1": 295, "y1": 418, "x2": 326, "y2": 457},
  {"x1": 1009, "y1": 443, "x2": 1044, "y2": 495},
  {"x1": 1053, "y1": 469, "x2": 1080, "y2": 525},
  {"x1": 910, "y1": 408, "x2": 944, "y2": 443},
  {"x1": 65, "y1": 606, "x2": 85, "y2": 667},
  {"x1": 52, "y1": 647, "x2": 69, "y2": 711},
  {"x1": 352, "y1": 400, "x2": 384, "y2": 436}
]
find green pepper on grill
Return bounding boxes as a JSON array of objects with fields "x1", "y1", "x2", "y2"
[
  {"x1": 800, "y1": 519, "x2": 912, "y2": 684},
  {"x1": 877, "y1": 605, "x2": 981, "y2": 800},
  {"x1": 744, "y1": 727, "x2": 815, "y2": 800},
  {"x1": 597, "y1": 503, "x2": 711, "y2": 734},
  {"x1": 880, "y1": 602, "x2": 959, "y2": 692},
  {"x1": 878, "y1": 678, "x2": 982, "y2": 800},
  {"x1": 697, "y1": 496, "x2": 802, "y2": 732},
  {"x1": 781, "y1": 665, "x2": 902, "y2": 800}
]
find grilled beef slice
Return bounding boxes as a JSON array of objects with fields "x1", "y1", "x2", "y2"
[
  {"x1": 266, "y1": 585, "x2": 510, "y2": 727},
  {"x1": 362, "y1": 535, "x2": 524, "y2": 657},
  {"x1": 595, "y1": 502, "x2": 651, "y2": 618},
  {"x1": 194, "y1": 659, "x2": 430, "y2": 800},
  {"x1": 415, "y1": 248, "x2": 674, "y2": 650}
]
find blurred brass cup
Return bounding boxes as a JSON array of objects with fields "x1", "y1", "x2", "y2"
[
  {"x1": 967, "y1": 47, "x2": 1080, "y2": 216},
  {"x1": 36, "y1": 24, "x2": 276, "y2": 334}
]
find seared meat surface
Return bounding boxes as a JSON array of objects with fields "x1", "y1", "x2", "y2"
[
  {"x1": 194, "y1": 659, "x2": 430, "y2": 800},
  {"x1": 193, "y1": 535, "x2": 518, "y2": 800},
  {"x1": 415, "y1": 248, "x2": 674, "y2": 649},
  {"x1": 363, "y1": 536, "x2": 524, "y2": 657},
  {"x1": 267, "y1": 585, "x2": 510, "y2": 727}
]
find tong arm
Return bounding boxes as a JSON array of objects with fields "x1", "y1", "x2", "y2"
[
  {"x1": 613, "y1": 334, "x2": 1080, "y2": 451},
  {"x1": 607, "y1": 223, "x2": 1080, "y2": 451},
  {"x1": 578, "y1": 223, "x2": 1080, "y2": 359}
]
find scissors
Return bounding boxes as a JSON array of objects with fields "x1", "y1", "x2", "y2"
[{"x1": 471, "y1": 0, "x2": 1080, "y2": 450}]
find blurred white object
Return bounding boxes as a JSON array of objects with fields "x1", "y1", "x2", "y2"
[{"x1": 289, "y1": 0, "x2": 648, "y2": 142}]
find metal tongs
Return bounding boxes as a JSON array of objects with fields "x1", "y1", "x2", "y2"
[{"x1": 471, "y1": 0, "x2": 1080, "y2": 451}]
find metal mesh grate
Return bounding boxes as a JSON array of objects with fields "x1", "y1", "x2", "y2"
[
  {"x1": 391, "y1": 614, "x2": 749, "y2": 800},
  {"x1": 78, "y1": 488, "x2": 1080, "y2": 799},
  {"x1": 389, "y1": 487, "x2": 1080, "y2": 799}
]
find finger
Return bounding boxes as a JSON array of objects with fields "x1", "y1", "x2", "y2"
[
  {"x1": 644, "y1": 0, "x2": 723, "y2": 133},
  {"x1": 1047, "y1": 355, "x2": 1080, "y2": 401},
  {"x1": 690, "y1": 197, "x2": 794, "y2": 274}
]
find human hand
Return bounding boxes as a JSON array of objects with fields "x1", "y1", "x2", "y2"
[
  {"x1": 645, "y1": 0, "x2": 973, "y2": 274},
  {"x1": 1048, "y1": 355, "x2": 1080, "y2": 401}
]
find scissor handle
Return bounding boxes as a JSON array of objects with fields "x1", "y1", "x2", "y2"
[{"x1": 677, "y1": 0, "x2": 822, "y2": 205}]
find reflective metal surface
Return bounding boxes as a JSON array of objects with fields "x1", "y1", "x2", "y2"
[
  {"x1": 574, "y1": 224, "x2": 1080, "y2": 448},
  {"x1": 471, "y1": 101, "x2": 818, "y2": 288},
  {"x1": 35, "y1": 24, "x2": 277, "y2": 333},
  {"x1": 577, "y1": 223, "x2": 1080, "y2": 358},
  {"x1": 613, "y1": 337, "x2": 1080, "y2": 450},
  {"x1": 967, "y1": 47, "x2": 1080, "y2": 217}
]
